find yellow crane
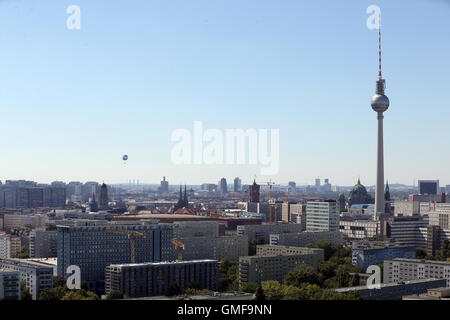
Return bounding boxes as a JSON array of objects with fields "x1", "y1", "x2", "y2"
[
  {"x1": 171, "y1": 239, "x2": 185, "y2": 261},
  {"x1": 107, "y1": 228, "x2": 146, "y2": 264}
]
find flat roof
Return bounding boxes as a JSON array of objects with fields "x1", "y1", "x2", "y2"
[
  {"x1": 335, "y1": 278, "x2": 444, "y2": 293},
  {"x1": 109, "y1": 259, "x2": 218, "y2": 268}
]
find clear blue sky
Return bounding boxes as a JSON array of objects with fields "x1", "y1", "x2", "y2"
[{"x1": 0, "y1": 0, "x2": 449, "y2": 186}]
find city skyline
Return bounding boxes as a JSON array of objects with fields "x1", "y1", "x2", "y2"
[{"x1": 1, "y1": 0, "x2": 450, "y2": 185}]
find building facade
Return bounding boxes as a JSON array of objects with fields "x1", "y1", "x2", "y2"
[
  {"x1": 57, "y1": 221, "x2": 176, "y2": 293},
  {"x1": 239, "y1": 246, "x2": 324, "y2": 286},
  {"x1": 384, "y1": 258, "x2": 450, "y2": 287},
  {"x1": 0, "y1": 258, "x2": 54, "y2": 300},
  {"x1": 306, "y1": 200, "x2": 339, "y2": 232},
  {"x1": 105, "y1": 259, "x2": 219, "y2": 298}
]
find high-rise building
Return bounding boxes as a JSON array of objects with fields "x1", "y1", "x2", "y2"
[
  {"x1": 29, "y1": 229, "x2": 58, "y2": 258},
  {"x1": 288, "y1": 181, "x2": 296, "y2": 193},
  {"x1": 0, "y1": 235, "x2": 21, "y2": 259},
  {"x1": 249, "y1": 180, "x2": 260, "y2": 203},
  {"x1": 315, "y1": 178, "x2": 321, "y2": 190},
  {"x1": 99, "y1": 183, "x2": 108, "y2": 210},
  {"x1": 159, "y1": 176, "x2": 169, "y2": 193},
  {"x1": 219, "y1": 178, "x2": 228, "y2": 194},
  {"x1": 306, "y1": 200, "x2": 340, "y2": 232},
  {"x1": 371, "y1": 16, "x2": 390, "y2": 216},
  {"x1": 233, "y1": 177, "x2": 242, "y2": 193},
  {"x1": 418, "y1": 180, "x2": 439, "y2": 195}
]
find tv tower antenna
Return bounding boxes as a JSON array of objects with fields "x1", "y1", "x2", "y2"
[{"x1": 378, "y1": 13, "x2": 382, "y2": 80}]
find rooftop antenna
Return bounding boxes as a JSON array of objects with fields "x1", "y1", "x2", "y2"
[{"x1": 378, "y1": 12, "x2": 382, "y2": 80}]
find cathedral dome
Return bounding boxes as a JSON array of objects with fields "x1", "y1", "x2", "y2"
[{"x1": 348, "y1": 179, "x2": 373, "y2": 207}]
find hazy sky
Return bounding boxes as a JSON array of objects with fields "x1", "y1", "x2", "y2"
[{"x1": 0, "y1": 0, "x2": 449, "y2": 186}]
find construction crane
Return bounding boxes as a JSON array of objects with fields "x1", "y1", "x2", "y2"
[
  {"x1": 171, "y1": 239, "x2": 185, "y2": 261},
  {"x1": 262, "y1": 180, "x2": 277, "y2": 223},
  {"x1": 107, "y1": 228, "x2": 146, "y2": 264}
]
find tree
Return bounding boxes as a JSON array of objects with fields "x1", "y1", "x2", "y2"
[
  {"x1": 45, "y1": 223, "x2": 58, "y2": 231},
  {"x1": 186, "y1": 281, "x2": 200, "y2": 290},
  {"x1": 254, "y1": 286, "x2": 265, "y2": 301},
  {"x1": 349, "y1": 273, "x2": 360, "y2": 287},
  {"x1": 240, "y1": 282, "x2": 257, "y2": 293},
  {"x1": 105, "y1": 290, "x2": 125, "y2": 300},
  {"x1": 165, "y1": 283, "x2": 181, "y2": 297},
  {"x1": 281, "y1": 285, "x2": 307, "y2": 300},
  {"x1": 261, "y1": 281, "x2": 283, "y2": 300},
  {"x1": 61, "y1": 289, "x2": 99, "y2": 300},
  {"x1": 20, "y1": 281, "x2": 32, "y2": 300},
  {"x1": 284, "y1": 265, "x2": 321, "y2": 287},
  {"x1": 335, "y1": 267, "x2": 351, "y2": 288},
  {"x1": 53, "y1": 276, "x2": 67, "y2": 288},
  {"x1": 39, "y1": 287, "x2": 68, "y2": 300},
  {"x1": 18, "y1": 246, "x2": 30, "y2": 259},
  {"x1": 416, "y1": 248, "x2": 427, "y2": 259}
]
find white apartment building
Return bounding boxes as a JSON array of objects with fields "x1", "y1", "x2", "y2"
[
  {"x1": 0, "y1": 234, "x2": 21, "y2": 259},
  {"x1": 306, "y1": 200, "x2": 339, "y2": 232},
  {"x1": 384, "y1": 258, "x2": 450, "y2": 287}
]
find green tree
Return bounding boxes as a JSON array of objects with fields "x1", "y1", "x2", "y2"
[
  {"x1": 61, "y1": 289, "x2": 99, "y2": 300},
  {"x1": 240, "y1": 282, "x2": 257, "y2": 293},
  {"x1": 45, "y1": 223, "x2": 58, "y2": 231},
  {"x1": 416, "y1": 248, "x2": 427, "y2": 259},
  {"x1": 261, "y1": 281, "x2": 283, "y2": 300},
  {"x1": 284, "y1": 265, "x2": 321, "y2": 287},
  {"x1": 18, "y1": 245, "x2": 30, "y2": 259},
  {"x1": 281, "y1": 285, "x2": 307, "y2": 300},
  {"x1": 186, "y1": 281, "x2": 200, "y2": 290},
  {"x1": 20, "y1": 281, "x2": 32, "y2": 300},
  {"x1": 164, "y1": 283, "x2": 181, "y2": 297},
  {"x1": 254, "y1": 286, "x2": 265, "y2": 301},
  {"x1": 105, "y1": 290, "x2": 125, "y2": 300},
  {"x1": 53, "y1": 276, "x2": 67, "y2": 288},
  {"x1": 39, "y1": 287, "x2": 68, "y2": 300}
]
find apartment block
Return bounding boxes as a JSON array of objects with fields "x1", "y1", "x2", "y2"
[{"x1": 105, "y1": 259, "x2": 219, "y2": 298}]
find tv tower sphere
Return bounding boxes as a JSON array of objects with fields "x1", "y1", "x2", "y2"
[{"x1": 371, "y1": 88, "x2": 390, "y2": 113}]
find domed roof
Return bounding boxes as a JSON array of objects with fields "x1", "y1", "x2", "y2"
[
  {"x1": 350, "y1": 179, "x2": 368, "y2": 196},
  {"x1": 348, "y1": 179, "x2": 373, "y2": 206}
]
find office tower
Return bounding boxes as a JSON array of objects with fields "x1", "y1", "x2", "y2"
[
  {"x1": 99, "y1": 183, "x2": 108, "y2": 210},
  {"x1": 306, "y1": 200, "x2": 340, "y2": 232},
  {"x1": 371, "y1": 15, "x2": 390, "y2": 216},
  {"x1": 288, "y1": 181, "x2": 296, "y2": 193},
  {"x1": 219, "y1": 178, "x2": 228, "y2": 194},
  {"x1": 0, "y1": 235, "x2": 21, "y2": 259},
  {"x1": 418, "y1": 180, "x2": 439, "y2": 195},
  {"x1": 29, "y1": 229, "x2": 58, "y2": 258},
  {"x1": 233, "y1": 177, "x2": 242, "y2": 192},
  {"x1": 160, "y1": 176, "x2": 169, "y2": 193},
  {"x1": 315, "y1": 178, "x2": 320, "y2": 190},
  {"x1": 249, "y1": 180, "x2": 260, "y2": 203}
]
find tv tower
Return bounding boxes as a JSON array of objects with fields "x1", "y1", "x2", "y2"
[{"x1": 371, "y1": 13, "x2": 390, "y2": 216}]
